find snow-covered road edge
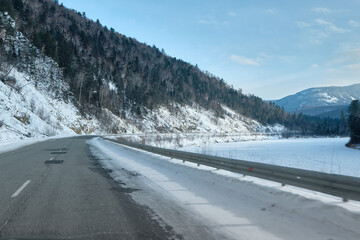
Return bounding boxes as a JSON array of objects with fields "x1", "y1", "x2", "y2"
[
  {"x1": 88, "y1": 137, "x2": 360, "y2": 240},
  {"x1": 0, "y1": 134, "x2": 77, "y2": 154}
]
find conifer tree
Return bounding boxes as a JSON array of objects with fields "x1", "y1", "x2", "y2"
[{"x1": 348, "y1": 100, "x2": 360, "y2": 144}]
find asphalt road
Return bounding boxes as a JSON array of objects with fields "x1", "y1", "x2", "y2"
[{"x1": 0, "y1": 136, "x2": 178, "y2": 240}]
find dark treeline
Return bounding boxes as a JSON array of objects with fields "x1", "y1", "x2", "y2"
[
  {"x1": 348, "y1": 100, "x2": 360, "y2": 144},
  {"x1": 0, "y1": 0, "x2": 348, "y2": 135}
]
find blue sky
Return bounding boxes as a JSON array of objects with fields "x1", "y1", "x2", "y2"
[{"x1": 59, "y1": 0, "x2": 360, "y2": 100}]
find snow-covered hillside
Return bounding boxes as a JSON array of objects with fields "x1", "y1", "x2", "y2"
[
  {"x1": 272, "y1": 84, "x2": 360, "y2": 117},
  {"x1": 0, "y1": 12, "x2": 283, "y2": 143},
  {"x1": 0, "y1": 67, "x2": 107, "y2": 140},
  {"x1": 0, "y1": 65, "x2": 283, "y2": 143},
  {"x1": 0, "y1": 64, "x2": 283, "y2": 142}
]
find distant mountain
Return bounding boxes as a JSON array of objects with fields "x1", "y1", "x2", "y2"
[{"x1": 271, "y1": 84, "x2": 360, "y2": 118}]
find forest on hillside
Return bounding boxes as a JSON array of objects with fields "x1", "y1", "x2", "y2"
[
  {"x1": 348, "y1": 100, "x2": 360, "y2": 144},
  {"x1": 0, "y1": 0, "x2": 348, "y2": 136}
]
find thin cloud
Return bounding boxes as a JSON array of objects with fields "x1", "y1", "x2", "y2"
[
  {"x1": 297, "y1": 21, "x2": 311, "y2": 28},
  {"x1": 315, "y1": 19, "x2": 332, "y2": 25},
  {"x1": 327, "y1": 24, "x2": 348, "y2": 33},
  {"x1": 230, "y1": 55, "x2": 259, "y2": 66},
  {"x1": 298, "y1": 19, "x2": 349, "y2": 44},
  {"x1": 330, "y1": 47, "x2": 360, "y2": 64},
  {"x1": 348, "y1": 20, "x2": 359, "y2": 28},
  {"x1": 259, "y1": 53, "x2": 295, "y2": 63},
  {"x1": 346, "y1": 63, "x2": 360, "y2": 69},
  {"x1": 310, "y1": 39, "x2": 323, "y2": 45},
  {"x1": 228, "y1": 11, "x2": 237, "y2": 17},
  {"x1": 309, "y1": 31, "x2": 328, "y2": 45},
  {"x1": 312, "y1": 64, "x2": 320, "y2": 68},
  {"x1": 311, "y1": 7, "x2": 330, "y2": 14},
  {"x1": 327, "y1": 45, "x2": 360, "y2": 78},
  {"x1": 325, "y1": 43, "x2": 360, "y2": 86},
  {"x1": 198, "y1": 19, "x2": 217, "y2": 25},
  {"x1": 315, "y1": 19, "x2": 348, "y2": 33},
  {"x1": 265, "y1": 8, "x2": 278, "y2": 15}
]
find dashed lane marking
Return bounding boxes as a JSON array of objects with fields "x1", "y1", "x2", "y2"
[{"x1": 11, "y1": 180, "x2": 31, "y2": 198}]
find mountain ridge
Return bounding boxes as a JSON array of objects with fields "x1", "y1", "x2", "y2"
[{"x1": 271, "y1": 83, "x2": 360, "y2": 118}]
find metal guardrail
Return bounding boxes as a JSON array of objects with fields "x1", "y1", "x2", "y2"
[{"x1": 105, "y1": 138, "x2": 360, "y2": 202}]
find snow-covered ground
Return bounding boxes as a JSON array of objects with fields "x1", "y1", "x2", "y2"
[
  {"x1": 0, "y1": 11, "x2": 105, "y2": 141},
  {"x1": 0, "y1": 135, "x2": 80, "y2": 154},
  {"x1": 88, "y1": 137, "x2": 360, "y2": 240},
  {"x1": 0, "y1": 67, "x2": 101, "y2": 141},
  {"x1": 106, "y1": 131, "x2": 281, "y2": 150},
  {"x1": 0, "y1": 137, "x2": 47, "y2": 154},
  {"x1": 180, "y1": 137, "x2": 360, "y2": 177}
]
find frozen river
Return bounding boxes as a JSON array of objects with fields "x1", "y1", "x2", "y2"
[{"x1": 181, "y1": 138, "x2": 360, "y2": 177}]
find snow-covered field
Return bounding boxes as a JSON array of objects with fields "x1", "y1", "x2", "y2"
[
  {"x1": 88, "y1": 137, "x2": 360, "y2": 240},
  {"x1": 181, "y1": 137, "x2": 360, "y2": 177}
]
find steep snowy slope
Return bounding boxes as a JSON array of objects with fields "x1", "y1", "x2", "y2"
[
  {"x1": 0, "y1": 12, "x2": 103, "y2": 140},
  {"x1": 0, "y1": 67, "x2": 103, "y2": 140}
]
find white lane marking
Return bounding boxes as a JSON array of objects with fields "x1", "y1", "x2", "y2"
[{"x1": 11, "y1": 180, "x2": 31, "y2": 198}]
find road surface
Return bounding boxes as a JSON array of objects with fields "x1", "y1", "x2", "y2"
[
  {"x1": 0, "y1": 136, "x2": 179, "y2": 239},
  {"x1": 1, "y1": 136, "x2": 360, "y2": 240}
]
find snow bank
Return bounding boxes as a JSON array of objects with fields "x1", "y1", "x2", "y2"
[
  {"x1": 0, "y1": 134, "x2": 76, "y2": 154},
  {"x1": 0, "y1": 138, "x2": 46, "y2": 154}
]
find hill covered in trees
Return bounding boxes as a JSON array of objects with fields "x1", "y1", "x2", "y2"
[{"x1": 0, "y1": 0, "x2": 347, "y2": 136}]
